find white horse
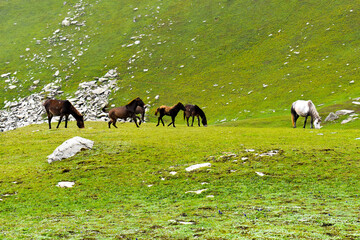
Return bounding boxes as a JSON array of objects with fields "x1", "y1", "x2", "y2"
[{"x1": 291, "y1": 100, "x2": 321, "y2": 129}]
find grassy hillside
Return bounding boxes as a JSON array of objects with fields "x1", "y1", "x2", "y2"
[
  {"x1": 1, "y1": 0, "x2": 360, "y2": 124},
  {"x1": 1, "y1": 123, "x2": 360, "y2": 239}
]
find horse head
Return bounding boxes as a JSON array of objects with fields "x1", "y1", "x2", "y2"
[
  {"x1": 177, "y1": 102, "x2": 186, "y2": 111},
  {"x1": 136, "y1": 97, "x2": 145, "y2": 108},
  {"x1": 76, "y1": 115, "x2": 85, "y2": 128},
  {"x1": 313, "y1": 118, "x2": 321, "y2": 129}
]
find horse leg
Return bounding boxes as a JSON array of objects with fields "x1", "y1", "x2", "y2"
[
  {"x1": 47, "y1": 115, "x2": 52, "y2": 129},
  {"x1": 186, "y1": 117, "x2": 189, "y2": 127},
  {"x1": 168, "y1": 116, "x2": 176, "y2": 127},
  {"x1": 191, "y1": 116, "x2": 195, "y2": 127},
  {"x1": 197, "y1": 116, "x2": 201, "y2": 127},
  {"x1": 160, "y1": 115, "x2": 165, "y2": 126},
  {"x1": 137, "y1": 116, "x2": 142, "y2": 126},
  {"x1": 108, "y1": 120, "x2": 112, "y2": 128},
  {"x1": 64, "y1": 115, "x2": 69, "y2": 128},
  {"x1": 303, "y1": 116, "x2": 308, "y2": 128},
  {"x1": 56, "y1": 115, "x2": 64, "y2": 128},
  {"x1": 133, "y1": 117, "x2": 139, "y2": 127},
  {"x1": 113, "y1": 118, "x2": 118, "y2": 128},
  {"x1": 310, "y1": 116, "x2": 314, "y2": 129}
]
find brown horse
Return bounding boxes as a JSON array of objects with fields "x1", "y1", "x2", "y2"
[
  {"x1": 43, "y1": 99, "x2": 84, "y2": 129},
  {"x1": 155, "y1": 102, "x2": 186, "y2": 127},
  {"x1": 102, "y1": 97, "x2": 145, "y2": 128},
  {"x1": 184, "y1": 104, "x2": 208, "y2": 127},
  {"x1": 135, "y1": 105, "x2": 146, "y2": 122}
]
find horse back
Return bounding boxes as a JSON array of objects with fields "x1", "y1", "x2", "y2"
[{"x1": 109, "y1": 106, "x2": 131, "y2": 119}]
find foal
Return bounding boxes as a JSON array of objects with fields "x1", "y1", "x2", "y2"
[
  {"x1": 155, "y1": 102, "x2": 186, "y2": 127},
  {"x1": 43, "y1": 99, "x2": 84, "y2": 129}
]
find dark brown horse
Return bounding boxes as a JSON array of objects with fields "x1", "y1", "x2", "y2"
[
  {"x1": 155, "y1": 102, "x2": 186, "y2": 127},
  {"x1": 43, "y1": 99, "x2": 84, "y2": 129},
  {"x1": 102, "y1": 97, "x2": 145, "y2": 128},
  {"x1": 135, "y1": 105, "x2": 146, "y2": 122},
  {"x1": 184, "y1": 104, "x2": 207, "y2": 127}
]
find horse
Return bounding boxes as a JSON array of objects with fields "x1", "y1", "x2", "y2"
[
  {"x1": 184, "y1": 104, "x2": 208, "y2": 127},
  {"x1": 102, "y1": 97, "x2": 145, "y2": 128},
  {"x1": 291, "y1": 100, "x2": 321, "y2": 129},
  {"x1": 135, "y1": 105, "x2": 146, "y2": 122},
  {"x1": 155, "y1": 102, "x2": 186, "y2": 127},
  {"x1": 43, "y1": 99, "x2": 84, "y2": 129}
]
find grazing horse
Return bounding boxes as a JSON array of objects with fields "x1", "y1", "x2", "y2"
[
  {"x1": 291, "y1": 100, "x2": 321, "y2": 129},
  {"x1": 155, "y1": 102, "x2": 186, "y2": 127},
  {"x1": 102, "y1": 97, "x2": 145, "y2": 128},
  {"x1": 184, "y1": 104, "x2": 208, "y2": 127},
  {"x1": 43, "y1": 99, "x2": 84, "y2": 129}
]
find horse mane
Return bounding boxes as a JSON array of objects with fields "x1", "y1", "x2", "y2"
[
  {"x1": 66, "y1": 101, "x2": 83, "y2": 119},
  {"x1": 194, "y1": 105, "x2": 205, "y2": 118},
  {"x1": 308, "y1": 100, "x2": 320, "y2": 119}
]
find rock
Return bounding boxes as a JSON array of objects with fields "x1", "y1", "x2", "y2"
[
  {"x1": 335, "y1": 110, "x2": 354, "y2": 116},
  {"x1": 352, "y1": 101, "x2": 360, "y2": 105},
  {"x1": 341, "y1": 117, "x2": 355, "y2": 124},
  {"x1": 185, "y1": 189, "x2": 207, "y2": 194},
  {"x1": 47, "y1": 136, "x2": 94, "y2": 163},
  {"x1": 325, "y1": 112, "x2": 339, "y2": 122},
  {"x1": 62, "y1": 18, "x2": 71, "y2": 26},
  {"x1": 256, "y1": 172, "x2": 265, "y2": 176},
  {"x1": 185, "y1": 163, "x2": 211, "y2": 172},
  {"x1": 57, "y1": 181, "x2": 75, "y2": 188},
  {"x1": 259, "y1": 150, "x2": 279, "y2": 157}
]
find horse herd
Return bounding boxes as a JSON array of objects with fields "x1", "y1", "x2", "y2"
[
  {"x1": 43, "y1": 97, "x2": 208, "y2": 129},
  {"x1": 43, "y1": 97, "x2": 321, "y2": 130}
]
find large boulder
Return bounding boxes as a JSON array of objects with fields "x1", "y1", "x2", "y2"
[
  {"x1": 324, "y1": 112, "x2": 339, "y2": 122},
  {"x1": 47, "y1": 136, "x2": 94, "y2": 163}
]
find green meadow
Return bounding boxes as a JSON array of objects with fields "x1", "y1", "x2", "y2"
[
  {"x1": 1, "y1": 0, "x2": 360, "y2": 239},
  {"x1": 0, "y1": 121, "x2": 360, "y2": 239}
]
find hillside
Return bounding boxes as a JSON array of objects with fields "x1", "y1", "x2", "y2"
[{"x1": 1, "y1": 0, "x2": 360, "y2": 124}]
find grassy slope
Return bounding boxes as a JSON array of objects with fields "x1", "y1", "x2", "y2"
[
  {"x1": 1, "y1": 0, "x2": 360, "y2": 124},
  {"x1": 1, "y1": 122, "x2": 360, "y2": 239}
]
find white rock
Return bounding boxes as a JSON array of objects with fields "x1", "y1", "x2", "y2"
[
  {"x1": 185, "y1": 163, "x2": 211, "y2": 172},
  {"x1": 336, "y1": 110, "x2": 354, "y2": 116},
  {"x1": 47, "y1": 137, "x2": 94, "y2": 163},
  {"x1": 169, "y1": 171, "x2": 177, "y2": 175},
  {"x1": 256, "y1": 172, "x2": 265, "y2": 176},
  {"x1": 57, "y1": 181, "x2": 75, "y2": 188},
  {"x1": 185, "y1": 189, "x2": 207, "y2": 194},
  {"x1": 352, "y1": 101, "x2": 360, "y2": 105},
  {"x1": 62, "y1": 19, "x2": 71, "y2": 26}
]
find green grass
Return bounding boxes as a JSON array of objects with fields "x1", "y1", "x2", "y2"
[
  {"x1": 1, "y1": 0, "x2": 360, "y2": 124},
  {"x1": 1, "y1": 122, "x2": 359, "y2": 239}
]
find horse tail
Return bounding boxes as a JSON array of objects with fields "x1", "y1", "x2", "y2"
[
  {"x1": 291, "y1": 104, "x2": 296, "y2": 127},
  {"x1": 155, "y1": 107, "x2": 160, "y2": 116},
  {"x1": 102, "y1": 104, "x2": 109, "y2": 113}
]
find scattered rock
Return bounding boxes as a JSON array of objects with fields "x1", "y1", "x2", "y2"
[
  {"x1": 335, "y1": 110, "x2": 354, "y2": 116},
  {"x1": 47, "y1": 136, "x2": 94, "y2": 163},
  {"x1": 259, "y1": 150, "x2": 279, "y2": 157},
  {"x1": 255, "y1": 172, "x2": 265, "y2": 176},
  {"x1": 185, "y1": 163, "x2": 211, "y2": 172},
  {"x1": 57, "y1": 181, "x2": 75, "y2": 188},
  {"x1": 185, "y1": 189, "x2": 207, "y2": 194}
]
